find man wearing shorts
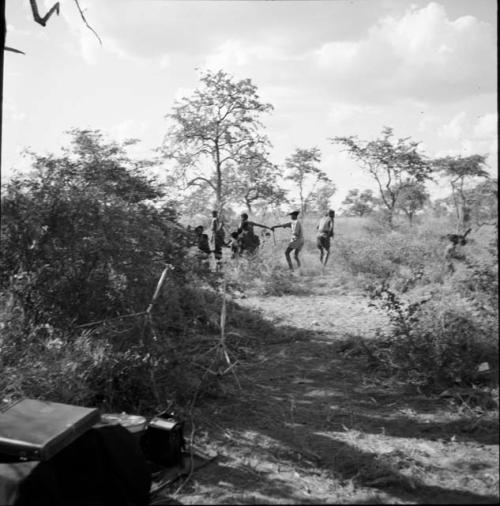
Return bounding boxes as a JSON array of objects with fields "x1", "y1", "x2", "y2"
[
  {"x1": 316, "y1": 209, "x2": 335, "y2": 266},
  {"x1": 271, "y1": 210, "x2": 304, "y2": 271}
]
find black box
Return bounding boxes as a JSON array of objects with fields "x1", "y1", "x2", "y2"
[
  {"x1": 0, "y1": 399, "x2": 100, "y2": 461},
  {"x1": 141, "y1": 415, "x2": 184, "y2": 468}
]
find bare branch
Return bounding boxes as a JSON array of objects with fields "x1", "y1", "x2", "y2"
[
  {"x1": 187, "y1": 176, "x2": 216, "y2": 191},
  {"x1": 73, "y1": 0, "x2": 102, "y2": 45},
  {"x1": 29, "y1": 0, "x2": 60, "y2": 27},
  {"x1": 4, "y1": 46, "x2": 26, "y2": 54}
]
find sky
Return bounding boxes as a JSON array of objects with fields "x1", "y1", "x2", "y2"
[{"x1": 2, "y1": 0, "x2": 497, "y2": 210}]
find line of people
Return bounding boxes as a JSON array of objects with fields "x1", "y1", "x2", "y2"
[{"x1": 192, "y1": 208, "x2": 336, "y2": 271}]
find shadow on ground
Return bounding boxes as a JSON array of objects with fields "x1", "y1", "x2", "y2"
[{"x1": 161, "y1": 297, "x2": 499, "y2": 504}]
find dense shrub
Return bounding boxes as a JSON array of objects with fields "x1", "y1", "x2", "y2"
[
  {"x1": 368, "y1": 280, "x2": 498, "y2": 388},
  {"x1": 336, "y1": 228, "x2": 443, "y2": 288},
  {"x1": 333, "y1": 215, "x2": 499, "y2": 389},
  {"x1": 0, "y1": 130, "x2": 193, "y2": 328},
  {"x1": 0, "y1": 130, "x2": 225, "y2": 411}
]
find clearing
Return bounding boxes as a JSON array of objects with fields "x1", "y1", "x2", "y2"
[{"x1": 156, "y1": 271, "x2": 499, "y2": 504}]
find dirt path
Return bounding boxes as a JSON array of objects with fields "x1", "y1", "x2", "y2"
[{"x1": 157, "y1": 273, "x2": 499, "y2": 504}]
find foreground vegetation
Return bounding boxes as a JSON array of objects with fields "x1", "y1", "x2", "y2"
[{"x1": 1, "y1": 130, "x2": 497, "y2": 419}]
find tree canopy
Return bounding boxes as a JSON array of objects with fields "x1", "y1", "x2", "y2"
[
  {"x1": 395, "y1": 180, "x2": 430, "y2": 226},
  {"x1": 331, "y1": 127, "x2": 433, "y2": 225},
  {"x1": 434, "y1": 154, "x2": 490, "y2": 231},
  {"x1": 341, "y1": 189, "x2": 378, "y2": 217},
  {"x1": 284, "y1": 147, "x2": 330, "y2": 215},
  {"x1": 161, "y1": 69, "x2": 274, "y2": 212}
]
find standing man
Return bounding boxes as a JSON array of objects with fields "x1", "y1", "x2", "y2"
[
  {"x1": 210, "y1": 210, "x2": 226, "y2": 270},
  {"x1": 316, "y1": 209, "x2": 335, "y2": 266},
  {"x1": 237, "y1": 212, "x2": 270, "y2": 255},
  {"x1": 271, "y1": 210, "x2": 304, "y2": 271}
]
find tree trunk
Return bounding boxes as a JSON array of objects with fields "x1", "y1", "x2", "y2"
[
  {"x1": 457, "y1": 178, "x2": 470, "y2": 233},
  {"x1": 1, "y1": 3, "x2": 5, "y2": 167},
  {"x1": 215, "y1": 141, "x2": 222, "y2": 212}
]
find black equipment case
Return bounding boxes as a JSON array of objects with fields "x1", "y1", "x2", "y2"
[
  {"x1": 141, "y1": 414, "x2": 185, "y2": 468},
  {"x1": 0, "y1": 399, "x2": 100, "y2": 461}
]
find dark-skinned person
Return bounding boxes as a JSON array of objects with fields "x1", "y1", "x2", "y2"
[
  {"x1": 209, "y1": 210, "x2": 227, "y2": 271},
  {"x1": 270, "y1": 210, "x2": 304, "y2": 271},
  {"x1": 193, "y1": 225, "x2": 211, "y2": 269},
  {"x1": 237, "y1": 212, "x2": 270, "y2": 255},
  {"x1": 229, "y1": 231, "x2": 241, "y2": 259},
  {"x1": 316, "y1": 209, "x2": 335, "y2": 267}
]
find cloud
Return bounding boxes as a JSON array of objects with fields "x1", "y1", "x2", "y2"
[
  {"x1": 326, "y1": 103, "x2": 381, "y2": 126},
  {"x1": 109, "y1": 119, "x2": 148, "y2": 141},
  {"x1": 432, "y1": 111, "x2": 497, "y2": 173},
  {"x1": 204, "y1": 39, "x2": 291, "y2": 70},
  {"x1": 473, "y1": 113, "x2": 497, "y2": 139},
  {"x1": 3, "y1": 98, "x2": 26, "y2": 122},
  {"x1": 438, "y1": 111, "x2": 467, "y2": 140},
  {"x1": 312, "y1": 2, "x2": 496, "y2": 102}
]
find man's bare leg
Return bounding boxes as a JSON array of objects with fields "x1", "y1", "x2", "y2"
[
  {"x1": 323, "y1": 249, "x2": 330, "y2": 266},
  {"x1": 285, "y1": 247, "x2": 294, "y2": 270},
  {"x1": 294, "y1": 249, "x2": 301, "y2": 268}
]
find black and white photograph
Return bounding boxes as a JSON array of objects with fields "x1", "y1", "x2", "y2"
[{"x1": 1, "y1": 0, "x2": 498, "y2": 504}]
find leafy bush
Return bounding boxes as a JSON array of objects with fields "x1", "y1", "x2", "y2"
[
  {"x1": 0, "y1": 129, "x2": 228, "y2": 412},
  {"x1": 339, "y1": 216, "x2": 500, "y2": 389},
  {"x1": 1, "y1": 129, "x2": 188, "y2": 328},
  {"x1": 368, "y1": 283, "x2": 498, "y2": 388}
]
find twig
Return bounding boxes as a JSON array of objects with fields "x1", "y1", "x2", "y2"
[
  {"x1": 73, "y1": 0, "x2": 103, "y2": 45},
  {"x1": 75, "y1": 310, "x2": 146, "y2": 328},
  {"x1": 170, "y1": 359, "x2": 215, "y2": 498},
  {"x1": 147, "y1": 265, "x2": 172, "y2": 314}
]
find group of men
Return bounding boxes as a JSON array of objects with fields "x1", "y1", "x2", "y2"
[{"x1": 193, "y1": 208, "x2": 336, "y2": 271}]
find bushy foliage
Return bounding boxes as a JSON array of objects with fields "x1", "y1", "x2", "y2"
[
  {"x1": 225, "y1": 245, "x2": 308, "y2": 297},
  {"x1": 0, "y1": 130, "x2": 227, "y2": 411},
  {"x1": 1, "y1": 129, "x2": 187, "y2": 328},
  {"x1": 368, "y1": 283, "x2": 498, "y2": 388},
  {"x1": 334, "y1": 215, "x2": 498, "y2": 389},
  {"x1": 336, "y1": 227, "x2": 442, "y2": 287}
]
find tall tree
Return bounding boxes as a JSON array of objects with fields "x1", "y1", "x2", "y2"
[
  {"x1": 161, "y1": 69, "x2": 273, "y2": 212},
  {"x1": 341, "y1": 189, "x2": 378, "y2": 217},
  {"x1": 230, "y1": 151, "x2": 286, "y2": 213},
  {"x1": 331, "y1": 127, "x2": 433, "y2": 226},
  {"x1": 309, "y1": 180, "x2": 337, "y2": 214},
  {"x1": 433, "y1": 154, "x2": 490, "y2": 232},
  {"x1": 395, "y1": 180, "x2": 430, "y2": 226},
  {"x1": 284, "y1": 147, "x2": 329, "y2": 215}
]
